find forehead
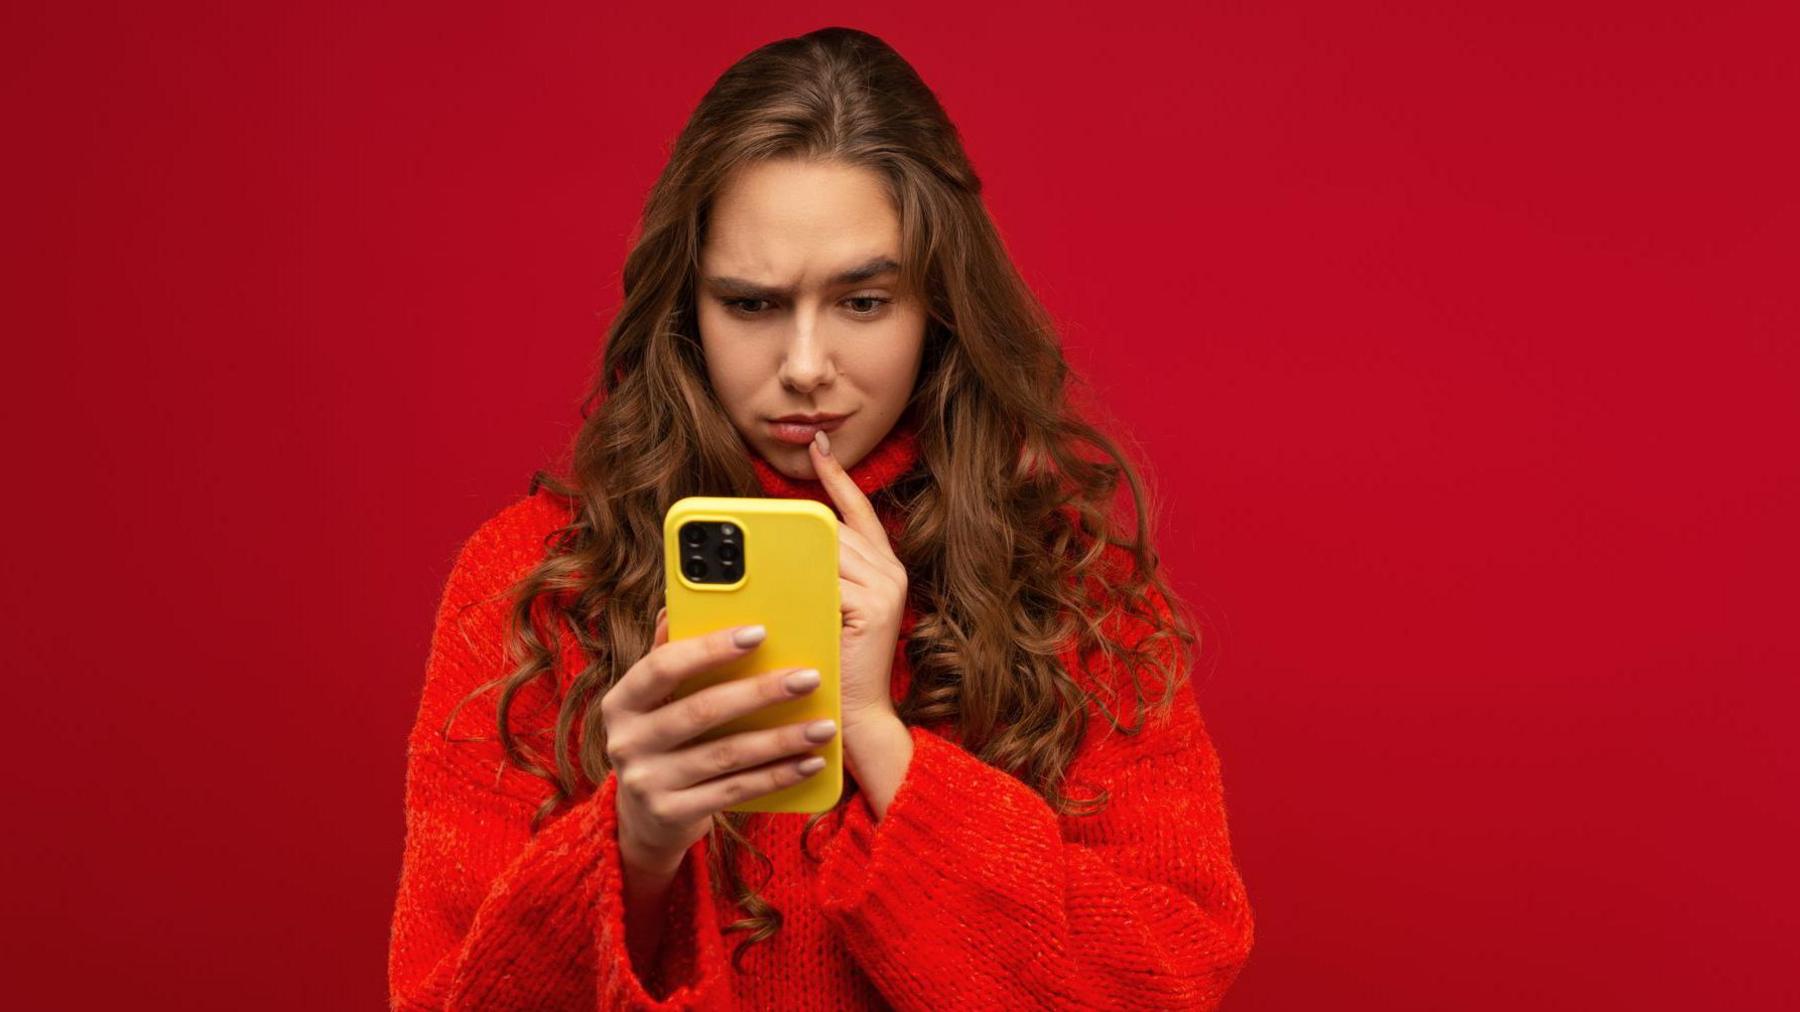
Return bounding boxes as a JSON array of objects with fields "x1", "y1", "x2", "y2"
[{"x1": 701, "y1": 159, "x2": 901, "y2": 282}]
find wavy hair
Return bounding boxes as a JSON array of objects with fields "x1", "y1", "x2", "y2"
[{"x1": 442, "y1": 25, "x2": 1212, "y2": 972}]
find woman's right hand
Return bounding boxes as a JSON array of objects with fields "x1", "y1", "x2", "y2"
[{"x1": 601, "y1": 606, "x2": 838, "y2": 873}]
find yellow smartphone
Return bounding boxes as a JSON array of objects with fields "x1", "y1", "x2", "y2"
[{"x1": 662, "y1": 495, "x2": 842, "y2": 814}]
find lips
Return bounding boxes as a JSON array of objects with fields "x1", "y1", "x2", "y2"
[{"x1": 767, "y1": 414, "x2": 848, "y2": 445}]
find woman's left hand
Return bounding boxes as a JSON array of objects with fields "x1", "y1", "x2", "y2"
[{"x1": 808, "y1": 428, "x2": 907, "y2": 738}]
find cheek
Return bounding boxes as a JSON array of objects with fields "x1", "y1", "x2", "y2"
[
  {"x1": 697, "y1": 329, "x2": 765, "y2": 417},
  {"x1": 857, "y1": 320, "x2": 927, "y2": 387}
]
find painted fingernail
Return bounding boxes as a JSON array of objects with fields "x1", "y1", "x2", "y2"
[
  {"x1": 796, "y1": 756, "x2": 826, "y2": 774},
  {"x1": 784, "y1": 669, "x2": 821, "y2": 693},
  {"x1": 814, "y1": 429, "x2": 831, "y2": 456},
  {"x1": 732, "y1": 625, "x2": 766, "y2": 647},
  {"x1": 803, "y1": 719, "x2": 837, "y2": 742}
]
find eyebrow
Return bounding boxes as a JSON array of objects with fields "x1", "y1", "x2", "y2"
[{"x1": 702, "y1": 256, "x2": 901, "y2": 299}]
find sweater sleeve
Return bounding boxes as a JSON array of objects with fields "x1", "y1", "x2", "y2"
[
  {"x1": 810, "y1": 583, "x2": 1254, "y2": 1010},
  {"x1": 387, "y1": 499, "x2": 737, "y2": 1010}
]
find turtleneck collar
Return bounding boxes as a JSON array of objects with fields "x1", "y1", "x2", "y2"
[{"x1": 747, "y1": 418, "x2": 921, "y2": 508}]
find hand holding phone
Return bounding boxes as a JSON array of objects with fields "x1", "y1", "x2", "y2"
[{"x1": 601, "y1": 608, "x2": 837, "y2": 874}]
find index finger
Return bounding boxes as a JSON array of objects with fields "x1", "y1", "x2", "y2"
[
  {"x1": 610, "y1": 622, "x2": 766, "y2": 715},
  {"x1": 809, "y1": 429, "x2": 893, "y2": 561}
]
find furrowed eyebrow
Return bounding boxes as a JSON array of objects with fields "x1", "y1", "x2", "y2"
[{"x1": 703, "y1": 256, "x2": 901, "y2": 299}]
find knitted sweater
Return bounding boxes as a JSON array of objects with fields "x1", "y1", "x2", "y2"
[{"x1": 387, "y1": 421, "x2": 1254, "y2": 1010}]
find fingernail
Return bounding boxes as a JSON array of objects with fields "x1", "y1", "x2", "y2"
[
  {"x1": 797, "y1": 756, "x2": 826, "y2": 774},
  {"x1": 814, "y1": 429, "x2": 831, "y2": 456},
  {"x1": 803, "y1": 719, "x2": 837, "y2": 742},
  {"x1": 732, "y1": 624, "x2": 766, "y2": 647},
  {"x1": 784, "y1": 669, "x2": 821, "y2": 693}
]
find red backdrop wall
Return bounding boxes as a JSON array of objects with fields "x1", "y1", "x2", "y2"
[{"x1": 6, "y1": 2, "x2": 1793, "y2": 1008}]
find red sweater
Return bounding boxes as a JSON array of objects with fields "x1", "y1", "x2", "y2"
[{"x1": 387, "y1": 422, "x2": 1255, "y2": 1010}]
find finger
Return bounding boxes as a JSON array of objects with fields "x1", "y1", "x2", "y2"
[
  {"x1": 656, "y1": 750, "x2": 829, "y2": 825},
  {"x1": 641, "y1": 664, "x2": 822, "y2": 754},
  {"x1": 663, "y1": 705, "x2": 836, "y2": 791},
  {"x1": 837, "y1": 539, "x2": 894, "y2": 594},
  {"x1": 837, "y1": 521, "x2": 902, "y2": 578},
  {"x1": 653, "y1": 606, "x2": 669, "y2": 648},
  {"x1": 613, "y1": 622, "x2": 766, "y2": 714},
  {"x1": 809, "y1": 430, "x2": 889, "y2": 557},
  {"x1": 837, "y1": 581, "x2": 874, "y2": 625}
]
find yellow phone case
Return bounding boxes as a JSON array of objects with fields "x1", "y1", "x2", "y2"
[{"x1": 662, "y1": 495, "x2": 842, "y2": 814}]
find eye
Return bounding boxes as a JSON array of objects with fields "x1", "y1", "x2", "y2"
[
  {"x1": 844, "y1": 296, "x2": 892, "y2": 318},
  {"x1": 718, "y1": 296, "x2": 893, "y2": 320},
  {"x1": 721, "y1": 298, "x2": 771, "y2": 317}
]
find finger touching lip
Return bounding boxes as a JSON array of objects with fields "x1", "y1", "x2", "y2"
[{"x1": 768, "y1": 416, "x2": 847, "y2": 444}]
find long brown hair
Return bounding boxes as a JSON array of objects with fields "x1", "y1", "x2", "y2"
[{"x1": 443, "y1": 25, "x2": 1211, "y2": 971}]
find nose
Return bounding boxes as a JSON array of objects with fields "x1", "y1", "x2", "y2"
[{"x1": 776, "y1": 311, "x2": 836, "y2": 392}]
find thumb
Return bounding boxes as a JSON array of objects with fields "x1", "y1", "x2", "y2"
[{"x1": 653, "y1": 605, "x2": 669, "y2": 647}]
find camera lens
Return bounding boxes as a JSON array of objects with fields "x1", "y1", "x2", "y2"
[
  {"x1": 682, "y1": 557, "x2": 707, "y2": 580},
  {"x1": 717, "y1": 543, "x2": 739, "y2": 563},
  {"x1": 681, "y1": 524, "x2": 708, "y2": 548}
]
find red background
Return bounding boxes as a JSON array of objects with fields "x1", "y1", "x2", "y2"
[{"x1": 6, "y1": 3, "x2": 1794, "y2": 1008}]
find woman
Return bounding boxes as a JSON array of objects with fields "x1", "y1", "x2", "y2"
[{"x1": 388, "y1": 26, "x2": 1253, "y2": 1011}]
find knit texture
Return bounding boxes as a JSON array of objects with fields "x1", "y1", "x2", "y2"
[{"x1": 388, "y1": 420, "x2": 1254, "y2": 1010}]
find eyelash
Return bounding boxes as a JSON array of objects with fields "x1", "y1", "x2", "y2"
[{"x1": 719, "y1": 296, "x2": 893, "y2": 320}]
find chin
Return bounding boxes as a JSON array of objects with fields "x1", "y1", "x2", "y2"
[{"x1": 768, "y1": 442, "x2": 817, "y2": 473}]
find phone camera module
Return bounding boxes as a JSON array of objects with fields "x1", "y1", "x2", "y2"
[{"x1": 679, "y1": 520, "x2": 746, "y2": 584}]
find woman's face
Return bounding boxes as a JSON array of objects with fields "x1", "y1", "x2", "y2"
[{"x1": 697, "y1": 158, "x2": 927, "y2": 479}]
